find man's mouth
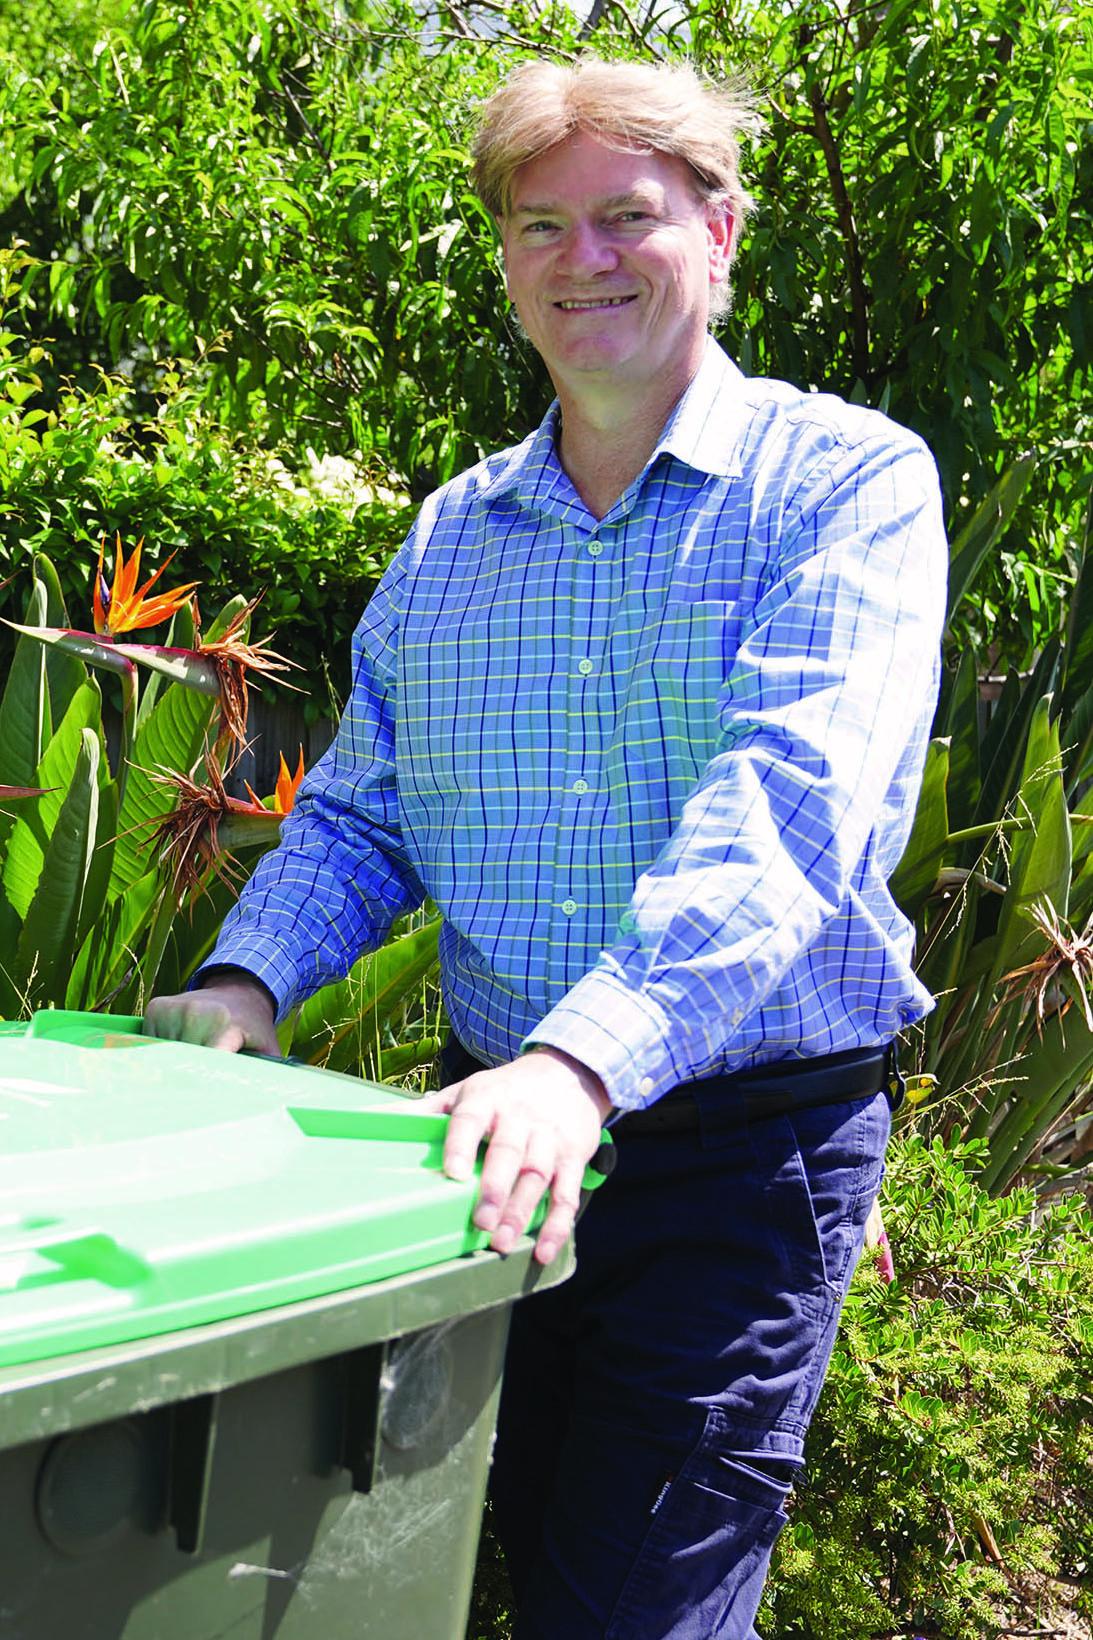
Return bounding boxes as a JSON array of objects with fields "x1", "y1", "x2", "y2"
[{"x1": 554, "y1": 295, "x2": 637, "y2": 310}]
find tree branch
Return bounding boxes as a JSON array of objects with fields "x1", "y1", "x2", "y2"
[{"x1": 807, "y1": 82, "x2": 871, "y2": 382}]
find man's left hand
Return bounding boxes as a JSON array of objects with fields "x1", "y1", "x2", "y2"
[{"x1": 418, "y1": 1047, "x2": 614, "y2": 1266}]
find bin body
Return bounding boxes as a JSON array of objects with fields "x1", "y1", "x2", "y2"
[{"x1": 0, "y1": 1012, "x2": 577, "y2": 1639}]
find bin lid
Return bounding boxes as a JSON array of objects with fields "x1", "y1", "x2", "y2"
[{"x1": 0, "y1": 1010, "x2": 600, "y2": 1369}]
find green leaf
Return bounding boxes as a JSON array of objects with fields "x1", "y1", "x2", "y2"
[
  {"x1": 33, "y1": 552, "x2": 85, "y2": 724},
  {"x1": 975, "y1": 642, "x2": 1060, "y2": 828},
  {"x1": 939, "y1": 646, "x2": 981, "y2": 831},
  {"x1": 946, "y1": 456, "x2": 1037, "y2": 623},
  {"x1": 66, "y1": 867, "x2": 163, "y2": 1012},
  {"x1": 0, "y1": 580, "x2": 50, "y2": 794},
  {"x1": 890, "y1": 738, "x2": 951, "y2": 918},
  {"x1": 0, "y1": 679, "x2": 102, "y2": 922},
  {"x1": 1060, "y1": 488, "x2": 1093, "y2": 716},
  {"x1": 75, "y1": 775, "x2": 119, "y2": 953},
  {"x1": 377, "y1": 1035, "x2": 441, "y2": 1081},
  {"x1": 135, "y1": 599, "x2": 198, "y2": 729},
  {"x1": 993, "y1": 697, "x2": 1071, "y2": 973},
  {"x1": 13, "y1": 728, "x2": 100, "y2": 1008},
  {"x1": 290, "y1": 915, "x2": 441, "y2": 1075}
]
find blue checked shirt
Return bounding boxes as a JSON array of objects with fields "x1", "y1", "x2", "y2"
[{"x1": 206, "y1": 339, "x2": 947, "y2": 1112}]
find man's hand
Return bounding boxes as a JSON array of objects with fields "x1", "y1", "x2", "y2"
[
  {"x1": 419, "y1": 1046, "x2": 614, "y2": 1266},
  {"x1": 143, "y1": 975, "x2": 280, "y2": 1056}
]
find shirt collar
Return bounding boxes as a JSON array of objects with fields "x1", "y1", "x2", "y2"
[
  {"x1": 653, "y1": 336, "x2": 748, "y2": 481},
  {"x1": 480, "y1": 334, "x2": 747, "y2": 509}
]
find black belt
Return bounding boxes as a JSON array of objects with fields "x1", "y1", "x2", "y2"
[
  {"x1": 611, "y1": 1044, "x2": 897, "y2": 1137},
  {"x1": 441, "y1": 1037, "x2": 899, "y2": 1137}
]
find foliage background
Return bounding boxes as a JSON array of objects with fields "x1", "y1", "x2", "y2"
[{"x1": 0, "y1": 0, "x2": 1088, "y2": 690}]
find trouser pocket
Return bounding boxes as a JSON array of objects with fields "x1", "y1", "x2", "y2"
[{"x1": 604, "y1": 1407, "x2": 800, "y2": 1640}]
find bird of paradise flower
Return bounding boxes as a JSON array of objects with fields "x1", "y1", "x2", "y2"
[
  {"x1": 5, "y1": 534, "x2": 297, "y2": 807},
  {"x1": 150, "y1": 745, "x2": 306, "y2": 906}
]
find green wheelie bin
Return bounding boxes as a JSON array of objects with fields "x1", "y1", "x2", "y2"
[{"x1": 0, "y1": 1010, "x2": 607, "y2": 1639}]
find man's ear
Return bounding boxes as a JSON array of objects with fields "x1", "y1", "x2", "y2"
[{"x1": 707, "y1": 205, "x2": 734, "y2": 283}]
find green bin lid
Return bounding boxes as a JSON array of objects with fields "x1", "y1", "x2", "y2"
[{"x1": 0, "y1": 1010, "x2": 603, "y2": 1369}]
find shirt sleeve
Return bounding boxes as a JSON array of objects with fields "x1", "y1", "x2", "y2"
[
  {"x1": 194, "y1": 539, "x2": 426, "y2": 1020},
  {"x1": 525, "y1": 431, "x2": 948, "y2": 1110}
]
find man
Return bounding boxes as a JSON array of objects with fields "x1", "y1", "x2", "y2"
[{"x1": 146, "y1": 56, "x2": 947, "y2": 1638}]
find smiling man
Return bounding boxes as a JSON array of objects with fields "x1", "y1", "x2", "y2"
[{"x1": 146, "y1": 56, "x2": 947, "y2": 1639}]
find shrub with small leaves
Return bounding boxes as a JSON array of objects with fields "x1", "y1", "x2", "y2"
[{"x1": 762, "y1": 1130, "x2": 1093, "y2": 1638}]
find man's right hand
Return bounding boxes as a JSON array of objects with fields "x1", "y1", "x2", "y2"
[{"x1": 143, "y1": 974, "x2": 280, "y2": 1056}]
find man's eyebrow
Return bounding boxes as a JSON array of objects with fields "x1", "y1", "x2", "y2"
[{"x1": 510, "y1": 189, "x2": 660, "y2": 218}]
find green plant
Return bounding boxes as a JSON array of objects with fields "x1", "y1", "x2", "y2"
[
  {"x1": 761, "y1": 1131, "x2": 1093, "y2": 1638},
  {"x1": 0, "y1": 247, "x2": 403, "y2": 710},
  {"x1": 890, "y1": 468, "x2": 1093, "y2": 1192},
  {"x1": 284, "y1": 906, "x2": 444, "y2": 1083},
  {"x1": 0, "y1": 542, "x2": 444, "y2": 1080},
  {"x1": 0, "y1": 550, "x2": 262, "y2": 1016}
]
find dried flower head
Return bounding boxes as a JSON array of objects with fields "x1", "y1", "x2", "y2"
[
  {"x1": 996, "y1": 899, "x2": 1093, "y2": 1036},
  {"x1": 148, "y1": 746, "x2": 283, "y2": 907},
  {"x1": 194, "y1": 597, "x2": 298, "y2": 764}
]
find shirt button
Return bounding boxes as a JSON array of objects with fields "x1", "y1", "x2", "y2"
[
  {"x1": 572, "y1": 779, "x2": 589, "y2": 795},
  {"x1": 577, "y1": 658, "x2": 594, "y2": 676},
  {"x1": 638, "y1": 1076, "x2": 655, "y2": 1099},
  {"x1": 561, "y1": 898, "x2": 578, "y2": 916},
  {"x1": 587, "y1": 540, "x2": 604, "y2": 558}
]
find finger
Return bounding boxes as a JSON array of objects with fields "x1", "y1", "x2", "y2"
[
  {"x1": 533, "y1": 1157, "x2": 586, "y2": 1266},
  {"x1": 487, "y1": 1127, "x2": 556, "y2": 1250},
  {"x1": 442, "y1": 1097, "x2": 497, "y2": 1183},
  {"x1": 142, "y1": 999, "x2": 182, "y2": 1039},
  {"x1": 472, "y1": 1118, "x2": 532, "y2": 1230},
  {"x1": 416, "y1": 1086, "x2": 460, "y2": 1115}
]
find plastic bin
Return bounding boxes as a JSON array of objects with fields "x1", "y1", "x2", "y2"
[{"x1": 0, "y1": 1011, "x2": 601, "y2": 1639}]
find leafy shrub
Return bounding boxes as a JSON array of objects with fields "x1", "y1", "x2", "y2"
[
  {"x1": 761, "y1": 1131, "x2": 1093, "y2": 1637},
  {"x1": 0, "y1": 249, "x2": 407, "y2": 709}
]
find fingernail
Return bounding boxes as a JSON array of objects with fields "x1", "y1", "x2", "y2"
[
  {"x1": 447, "y1": 1157, "x2": 473, "y2": 1182},
  {"x1": 493, "y1": 1226, "x2": 515, "y2": 1253},
  {"x1": 474, "y1": 1204, "x2": 499, "y2": 1231}
]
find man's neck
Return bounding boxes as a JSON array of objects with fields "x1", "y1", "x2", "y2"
[{"x1": 554, "y1": 366, "x2": 698, "y2": 521}]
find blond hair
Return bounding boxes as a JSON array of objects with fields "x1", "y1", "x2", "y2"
[{"x1": 471, "y1": 56, "x2": 758, "y2": 303}]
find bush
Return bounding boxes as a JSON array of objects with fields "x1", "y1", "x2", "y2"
[
  {"x1": 0, "y1": 250, "x2": 408, "y2": 710},
  {"x1": 762, "y1": 1131, "x2": 1093, "y2": 1637}
]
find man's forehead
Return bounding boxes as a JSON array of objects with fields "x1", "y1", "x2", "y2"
[{"x1": 507, "y1": 138, "x2": 701, "y2": 217}]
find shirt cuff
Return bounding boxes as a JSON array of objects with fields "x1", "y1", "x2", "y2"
[
  {"x1": 190, "y1": 938, "x2": 302, "y2": 1023},
  {"x1": 188, "y1": 964, "x2": 278, "y2": 1018},
  {"x1": 523, "y1": 970, "x2": 688, "y2": 1111}
]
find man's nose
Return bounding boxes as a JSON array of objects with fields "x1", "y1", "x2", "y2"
[{"x1": 559, "y1": 222, "x2": 618, "y2": 277}]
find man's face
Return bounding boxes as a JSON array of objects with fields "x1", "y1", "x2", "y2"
[{"x1": 501, "y1": 130, "x2": 732, "y2": 401}]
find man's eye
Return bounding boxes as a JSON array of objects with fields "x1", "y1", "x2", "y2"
[
  {"x1": 525, "y1": 220, "x2": 559, "y2": 235},
  {"x1": 616, "y1": 210, "x2": 651, "y2": 224}
]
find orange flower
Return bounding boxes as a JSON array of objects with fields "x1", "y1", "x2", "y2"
[
  {"x1": 93, "y1": 533, "x2": 200, "y2": 637},
  {"x1": 244, "y1": 747, "x2": 306, "y2": 816}
]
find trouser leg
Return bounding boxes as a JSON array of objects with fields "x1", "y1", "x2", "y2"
[{"x1": 489, "y1": 1089, "x2": 891, "y2": 1640}]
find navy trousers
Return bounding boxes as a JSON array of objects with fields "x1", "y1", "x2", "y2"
[{"x1": 483, "y1": 1079, "x2": 892, "y2": 1638}]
